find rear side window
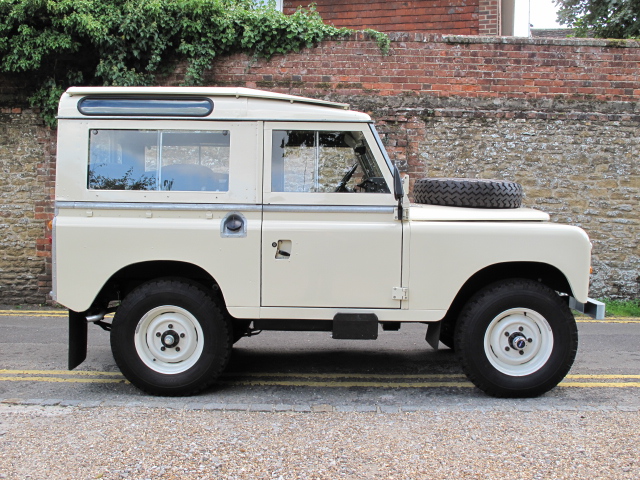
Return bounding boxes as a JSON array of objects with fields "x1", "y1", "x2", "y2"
[{"x1": 88, "y1": 130, "x2": 230, "y2": 192}]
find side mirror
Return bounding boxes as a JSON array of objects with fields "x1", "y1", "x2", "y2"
[{"x1": 393, "y1": 165, "x2": 404, "y2": 201}]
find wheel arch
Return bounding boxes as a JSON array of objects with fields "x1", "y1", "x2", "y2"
[
  {"x1": 89, "y1": 260, "x2": 223, "y2": 312},
  {"x1": 440, "y1": 261, "x2": 573, "y2": 335}
]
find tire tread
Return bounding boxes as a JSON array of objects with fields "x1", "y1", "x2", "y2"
[
  {"x1": 454, "y1": 279, "x2": 577, "y2": 398},
  {"x1": 111, "y1": 278, "x2": 231, "y2": 396},
  {"x1": 414, "y1": 178, "x2": 523, "y2": 209}
]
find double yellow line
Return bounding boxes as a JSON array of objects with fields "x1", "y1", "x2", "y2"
[{"x1": 1, "y1": 369, "x2": 639, "y2": 388}]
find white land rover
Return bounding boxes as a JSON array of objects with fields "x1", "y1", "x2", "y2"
[{"x1": 52, "y1": 87, "x2": 604, "y2": 397}]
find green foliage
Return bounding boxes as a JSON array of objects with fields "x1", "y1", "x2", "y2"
[
  {"x1": 363, "y1": 29, "x2": 390, "y2": 55},
  {"x1": 599, "y1": 298, "x2": 640, "y2": 317},
  {"x1": 555, "y1": 0, "x2": 640, "y2": 38},
  {"x1": 0, "y1": 0, "x2": 389, "y2": 126}
]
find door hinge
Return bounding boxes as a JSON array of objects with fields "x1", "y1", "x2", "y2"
[
  {"x1": 392, "y1": 287, "x2": 408, "y2": 301},
  {"x1": 394, "y1": 206, "x2": 409, "y2": 220}
]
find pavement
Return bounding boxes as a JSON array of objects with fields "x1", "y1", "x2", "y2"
[{"x1": 1, "y1": 310, "x2": 640, "y2": 479}]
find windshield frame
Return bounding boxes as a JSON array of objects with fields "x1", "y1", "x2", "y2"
[{"x1": 368, "y1": 123, "x2": 395, "y2": 173}]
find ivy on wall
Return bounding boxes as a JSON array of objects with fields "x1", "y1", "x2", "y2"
[{"x1": 0, "y1": 0, "x2": 390, "y2": 126}]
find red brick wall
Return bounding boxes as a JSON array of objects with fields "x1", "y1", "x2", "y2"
[
  {"x1": 478, "y1": 0, "x2": 500, "y2": 35},
  {"x1": 200, "y1": 33, "x2": 640, "y2": 102},
  {"x1": 284, "y1": 0, "x2": 481, "y2": 35}
]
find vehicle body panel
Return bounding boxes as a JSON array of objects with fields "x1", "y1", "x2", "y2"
[{"x1": 52, "y1": 86, "x2": 594, "y2": 323}]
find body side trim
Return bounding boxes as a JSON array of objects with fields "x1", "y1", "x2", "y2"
[{"x1": 56, "y1": 201, "x2": 395, "y2": 215}]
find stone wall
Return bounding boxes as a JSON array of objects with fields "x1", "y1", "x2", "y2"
[
  {"x1": 0, "y1": 34, "x2": 638, "y2": 303},
  {"x1": 0, "y1": 106, "x2": 54, "y2": 304}
]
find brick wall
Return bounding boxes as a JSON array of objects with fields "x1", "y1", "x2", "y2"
[
  {"x1": 284, "y1": 1, "x2": 482, "y2": 34},
  {"x1": 478, "y1": 0, "x2": 500, "y2": 35},
  {"x1": 1, "y1": 34, "x2": 639, "y2": 302}
]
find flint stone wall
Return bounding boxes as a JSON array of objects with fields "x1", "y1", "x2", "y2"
[
  {"x1": 0, "y1": 33, "x2": 638, "y2": 303},
  {"x1": 0, "y1": 107, "x2": 54, "y2": 304}
]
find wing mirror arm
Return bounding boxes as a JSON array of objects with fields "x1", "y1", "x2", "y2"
[{"x1": 393, "y1": 165, "x2": 404, "y2": 219}]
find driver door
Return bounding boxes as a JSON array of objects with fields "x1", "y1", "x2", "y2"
[{"x1": 261, "y1": 122, "x2": 402, "y2": 309}]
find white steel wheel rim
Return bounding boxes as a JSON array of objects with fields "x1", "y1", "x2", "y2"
[
  {"x1": 484, "y1": 308, "x2": 554, "y2": 376},
  {"x1": 134, "y1": 306, "x2": 204, "y2": 374}
]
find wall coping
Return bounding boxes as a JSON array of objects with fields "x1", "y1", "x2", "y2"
[{"x1": 357, "y1": 31, "x2": 640, "y2": 48}]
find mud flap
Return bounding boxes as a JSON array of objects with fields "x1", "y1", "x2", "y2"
[
  {"x1": 425, "y1": 321, "x2": 441, "y2": 350},
  {"x1": 68, "y1": 310, "x2": 87, "y2": 370}
]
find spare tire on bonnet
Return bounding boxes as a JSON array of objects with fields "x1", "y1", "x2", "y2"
[{"x1": 413, "y1": 178, "x2": 523, "y2": 209}]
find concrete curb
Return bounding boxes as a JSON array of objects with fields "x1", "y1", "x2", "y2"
[{"x1": 1, "y1": 397, "x2": 638, "y2": 413}]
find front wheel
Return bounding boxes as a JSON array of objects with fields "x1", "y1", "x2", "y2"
[
  {"x1": 111, "y1": 279, "x2": 231, "y2": 396},
  {"x1": 455, "y1": 279, "x2": 577, "y2": 398}
]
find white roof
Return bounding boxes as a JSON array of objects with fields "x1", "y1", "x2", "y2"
[
  {"x1": 64, "y1": 86, "x2": 350, "y2": 109},
  {"x1": 59, "y1": 86, "x2": 369, "y2": 122}
]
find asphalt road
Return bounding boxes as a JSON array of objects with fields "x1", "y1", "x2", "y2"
[{"x1": 1, "y1": 309, "x2": 639, "y2": 411}]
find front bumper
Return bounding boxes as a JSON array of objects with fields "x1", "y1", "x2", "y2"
[{"x1": 569, "y1": 297, "x2": 606, "y2": 320}]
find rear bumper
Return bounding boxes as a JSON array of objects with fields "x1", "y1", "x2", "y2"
[{"x1": 569, "y1": 297, "x2": 606, "y2": 320}]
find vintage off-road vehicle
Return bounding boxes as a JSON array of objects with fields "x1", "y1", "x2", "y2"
[{"x1": 52, "y1": 87, "x2": 604, "y2": 398}]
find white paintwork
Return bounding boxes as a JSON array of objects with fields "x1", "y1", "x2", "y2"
[
  {"x1": 260, "y1": 121, "x2": 402, "y2": 309},
  {"x1": 409, "y1": 203, "x2": 550, "y2": 222},
  {"x1": 405, "y1": 220, "x2": 592, "y2": 306},
  {"x1": 54, "y1": 208, "x2": 262, "y2": 312},
  {"x1": 53, "y1": 86, "x2": 594, "y2": 321},
  {"x1": 58, "y1": 87, "x2": 368, "y2": 123},
  {"x1": 261, "y1": 210, "x2": 402, "y2": 309}
]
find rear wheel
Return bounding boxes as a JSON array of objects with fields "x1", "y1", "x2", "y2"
[
  {"x1": 455, "y1": 279, "x2": 577, "y2": 397},
  {"x1": 111, "y1": 279, "x2": 231, "y2": 396}
]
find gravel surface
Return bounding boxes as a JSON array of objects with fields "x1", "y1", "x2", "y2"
[{"x1": 0, "y1": 404, "x2": 638, "y2": 479}]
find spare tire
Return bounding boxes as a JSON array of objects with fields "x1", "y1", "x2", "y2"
[{"x1": 413, "y1": 178, "x2": 523, "y2": 209}]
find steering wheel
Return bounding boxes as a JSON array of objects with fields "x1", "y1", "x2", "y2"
[{"x1": 334, "y1": 163, "x2": 358, "y2": 192}]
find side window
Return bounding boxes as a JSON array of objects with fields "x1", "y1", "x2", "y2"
[
  {"x1": 271, "y1": 130, "x2": 390, "y2": 193},
  {"x1": 88, "y1": 129, "x2": 230, "y2": 192}
]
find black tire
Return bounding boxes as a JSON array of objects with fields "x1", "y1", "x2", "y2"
[
  {"x1": 454, "y1": 279, "x2": 577, "y2": 398},
  {"x1": 414, "y1": 178, "x2": 523, "y2": 209},
  {"x1": 110, "y1": 279, "x2": 231, "y2": 396}
]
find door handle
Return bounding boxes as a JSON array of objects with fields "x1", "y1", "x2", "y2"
[{"x1": 273, "y1": 240, "x2": 292, "y2": 259}]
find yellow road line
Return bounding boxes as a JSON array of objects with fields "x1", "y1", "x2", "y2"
[
  {"x1": 577, "y1": 319, "x2": 640, "y2": 324},
  {"x1": 1, "y1": 369, "x2": 640, "y2": 388},
  {"x1": 559, "y1": 382, "x2": 640, "y2": 388},
  {"x1": 1, "y1": 376, "x2": 640, "y2": 388},
  {"x1": 4, "y1": 370, "x2": 640, "y2": 380},
  {"x1": 1, "y1": 370, "x2": 639, "y2": 380},
  {"x1": 0, "y1": 376, "x2": 127, "y2": 384},
  {"x1": 0, "y1": 369, "x2": 124, "y2": 377}
]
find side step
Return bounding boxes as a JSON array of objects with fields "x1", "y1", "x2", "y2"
[{"x1": 332, "y1": 313, "x2": 378, "y2": 340}]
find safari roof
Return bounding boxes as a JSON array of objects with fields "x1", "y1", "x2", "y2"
[{"x1": 58, "y1": 87, "x2": 371, "y2": 122}]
